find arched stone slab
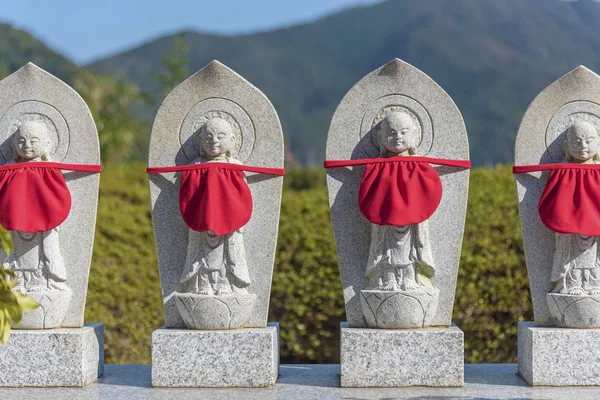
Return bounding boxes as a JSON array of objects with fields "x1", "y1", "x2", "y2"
[
  {"x1": 148, "y1": 60, "x2": 284, "y2": 328},
  {"x1": 326, "y1": 58, "x2": 469, "y2": 328},
  {"x1": 515, "y1": 66, "x2": 600, "y2": 326},
  {"x1": 0, "y1": 63, "x2": 100, "y2": 328}
]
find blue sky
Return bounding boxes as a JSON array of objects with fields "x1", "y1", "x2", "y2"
[{"x1": 1, "y1": 0, "x2": 381, "y2": 65}]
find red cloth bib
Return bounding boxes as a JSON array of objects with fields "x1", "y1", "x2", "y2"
[
  {"x1": 514, "y1": 164, "x2": 600, "y2": 235},
  {"x1": 0, "y1": 162, "x2": 102, "y2": 232},
  {"x1": 147, "y1": 162, "x2": 285, "y2": 236},
  {"x1": 324, "y1": 156, "x2": 471, "y2": 226}
]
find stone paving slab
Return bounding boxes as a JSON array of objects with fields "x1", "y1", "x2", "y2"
[{"x1": 2, "y1": 363, "x2": 600, "y2": 399}]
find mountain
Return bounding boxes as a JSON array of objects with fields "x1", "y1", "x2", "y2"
[
  {"x1": 85, "y1": 0, "x2": 600, "y2": 166},
  {"x1": 0, "y1": 22, "x2": 78, "y2": 81}
]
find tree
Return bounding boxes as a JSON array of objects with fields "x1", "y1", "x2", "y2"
[
  {"x1": 72, "y1": 69, "x2": 151, "y2": 163},
  {"x1": 156, "y1": 33, "x2": 190, "y2": 98}
]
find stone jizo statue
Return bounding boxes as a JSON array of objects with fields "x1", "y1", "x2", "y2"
[
  {"x1": 551, "y1": 121, "x2": 600, "y2": 296},
  {"x1": 178, "y1": 117, "x2": 251, "y2": 296},
  {"x1": 365, "y1": 111, "x2": 435, "y2": 292},
  {"x1": 6, "y1": 119, "x2": 67, "y2": 294}
]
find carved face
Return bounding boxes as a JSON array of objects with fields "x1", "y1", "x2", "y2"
[
  {"x1": 197, "y1": 117, "x2": 234, "y2": 158},
  {"x1": 566, "y1": 121, "x2": 600, "y2": 162},
  {"x1": 13, "y1": 120, "x2": 50, "y2": 161},
  {"x1": 379, "y1": 112, "x2": 418, "y2": 155}
]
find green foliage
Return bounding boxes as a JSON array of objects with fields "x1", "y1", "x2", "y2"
[
  {"x1": 85, "y1": 163, "x2": 162, "y2": 363},
  {"x1": 0, "y1": 227, "x2": 39, "y2": 345},
  {"x1": 270, "y1": 187, "x2": 342, "y2": 363},
  {"x1": 283, "y1": 168, "x2": 326, "y2": 191},
  {"x1": 455, "y1": 164, "x2": 530, "y2": 363},
  {"x1": 72, "y1": 71, "x2": 151, "y2": 163},
  {"x1": 88, "y1": 163, "x2": 530, "y2": 365},
  {"x1": 156, "y1": 34, "x2": 190, "y2": 99}
]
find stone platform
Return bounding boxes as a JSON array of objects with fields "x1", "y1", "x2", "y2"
[
  {"x1": 518, "y1": 321, "x2": 600, "y2": 386},
  {"x1": 0, "y1": 323, "x2": 104, "y2": 387},
  {"x1": 340, "y1": 322, "x2": 464, "y2": 387},
  {"x1": 152, "y1": 322, "x2": 279, "y2": 387},
  {"x1": 4, "y1": 364, "x2": 600, "y2": 399}
]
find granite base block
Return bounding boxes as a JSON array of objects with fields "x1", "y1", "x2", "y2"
[
  {"x1": 340, "y1": 322, "x2": 464, "y2": 387},
  {"x1": 152, "y1": 322, "x2": 279, "y2": 387},
  {"x1": 518, "y1": 321, "x2": 600, "y2": 386},
  {"x1": 0, "y1": 322, "x2": 104, "y2": 387}
]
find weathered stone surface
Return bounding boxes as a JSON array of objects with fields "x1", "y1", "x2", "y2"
[
  {"x1": 0, "y1": 323, "x2": 104, "y2": 387},
  {"x1": 15, "y1": 290, "x2": 72, "y2": 329},
  {"x1": 547, "y1": 293, "x2": 600, "y2": 328},
  {"x1": 360, "y1": 288, "x2": 439, "y2": 328},
  {"x1": 326, "y1": 58, "x2": 469, "y2": 328},
  {"x1": 148, "y1": 61, "x2": 284, "y2": 329},
  {"x1": 340, "y1": 322, "x2": 464, "y2": 387},
  {"x1": 518, "y1": 321, "x2": 600, "y2": 386},
  {"x1": 515, "y1": 66, "x2": 600, "y2": 326},
  {"x1": 175, "y1": 293, "x2": 256, "y2": 330},
  {"x1": 152, "y1": 323, "x2": 279, "y2": 387},
  {"x1": 0, "y1": 63, "x2": 100, "y2": 328}
]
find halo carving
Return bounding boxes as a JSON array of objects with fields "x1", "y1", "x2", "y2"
[
  {"x1": 545, "y1": 101, "x2": 600, "y2": 162},
  {"x1": 0, "y1": 101, "x2": 69, "y2": 163},
  {"x1": 359, "y1": 95, "x2": 433, "y2": 158},
  {"x1": 180, "y1": 98, "x2": 255, "y2": 163}
]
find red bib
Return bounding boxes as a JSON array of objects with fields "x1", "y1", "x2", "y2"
[
  {"x1": 147, "y1": 162, "x2": 285, "y2": 236},
  {"x1": 180, "y1": 167, "x2": 252, "y2": 235},
  {"x1": 0, "y1": 162, "x2": 102, "y2": 232},
  {"x1": 325, "y1": 156, "x2": 471, "y2": 226},
  {"x1": 514, "y1": 164, "x2": 600, "y2": 235}
]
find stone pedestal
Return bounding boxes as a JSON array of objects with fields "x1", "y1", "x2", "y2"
[
  {"x1": 152, "y1": 322, "x2": 279, "y2": 387},
  {"x1": 0, "y1": 323, "x2": 104, "y2": 387},
  {"x1": 518, "y1": 321, "x2": 600, "y2": 386},
  {"x1": 340, "y1": 322, "x2": 464, "y2": 387}
]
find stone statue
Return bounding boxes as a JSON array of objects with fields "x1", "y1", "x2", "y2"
[
  {"x1": 551, "y1": 121, "x2": 600, "y2": 296},
  {"x1": 6, "y1": 119, "x2": 68, "y2": 293},
  {"x1": 178, "y1": 117, "x2": 251, "y2": 296},
  {"x1": 365, "y1": 111, "x2": 436, "y2": 291}
]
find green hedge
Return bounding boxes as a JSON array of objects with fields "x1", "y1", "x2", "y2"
[{"x1": 85, "y1": 163, "x2": 529, "y2": 364}]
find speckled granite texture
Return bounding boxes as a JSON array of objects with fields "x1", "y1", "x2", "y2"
[
  {"x1": 518, "y1": 321, "x2": 600, "y2": 386},
  {"x1": 152, "y1": 322, "x2": 279, "y2": 387},
  {"x1": 340, "y1": 322, "x2": 464, "y2": 387},
  {"x1": 0, "y1": 323, "x2": 104, "y2": 387}
]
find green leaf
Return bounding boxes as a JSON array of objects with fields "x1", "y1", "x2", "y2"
[
  {"x1": 0, "y1": 309, "x2": 10, "y2": 345},
  {"x1": 15, "y1": 292, "x2": 40, "y2": 312}
]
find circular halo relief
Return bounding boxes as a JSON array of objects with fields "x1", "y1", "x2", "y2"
[
  {"x1": 179, "y1": 98, "x2": 255, "y2": 163},
  {"x1": 0, "y1": 101, "x2": 69, "y2": 163},
  {"x1": 545, "y1": 101, "x2": 600, "y2": 162},
  {"x1": 359, "y1": 95, "x2": 433, "y2": 158}
]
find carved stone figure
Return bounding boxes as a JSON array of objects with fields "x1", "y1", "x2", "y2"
[
  {"x1": 365, "y1": 111, "x2": 435, "y2": 292},
  {"x1": 6, "y1": 119, "x2": 68, "y2": 294},
  {"x1": 551, "y1": 121, "x2": 600, "y2": 296},
  {"x1": 148, "y1": 60, "x2": 284, "y2": 339},
  {"x1": 515, "y1": 67, "x2": 600, "y2": 330},
  {"x1": 178, "y1": 117, "x2": 251, "y2": 296},
  {"x1": 326, "y1": 59, "x2": 469, "y2": 387}
]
